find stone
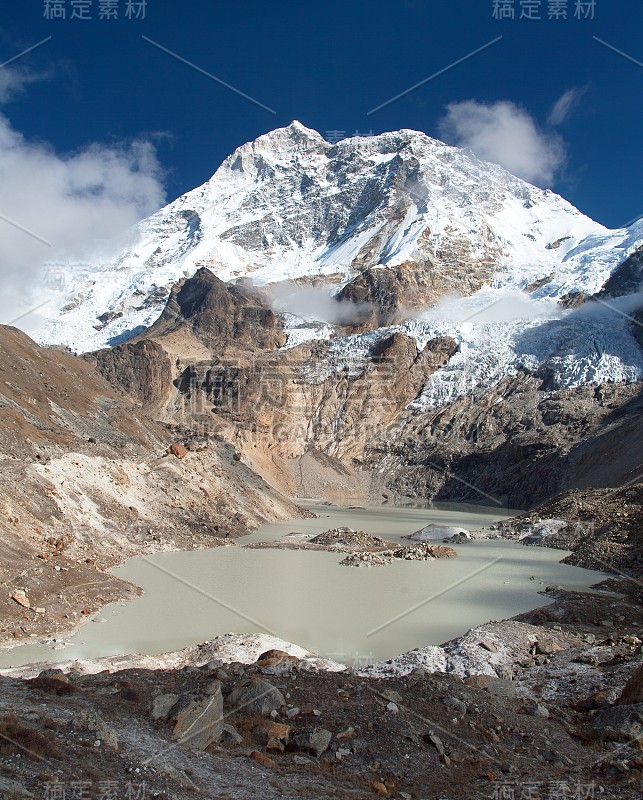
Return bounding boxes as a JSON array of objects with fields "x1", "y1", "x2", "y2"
[
  {"x1": 479, "y1": 640, "x2": 498, "y2": 653},
  {"x1": 381, "y1": 689, "x2": 402, "y2": 703},
  {"x1": 619, "y1": 664, "x2": 643, "y2": 705},
  {"x1": 250, "y1": 750, "x2": 276, "y2": 768},
  {"x1": 535, "y1": 637, "x2": 564, "y2": 655},
  {"x1": 75, "y1": 709, "x2": 118, "y2": 751},
  {"x1": 227, "y1": 678, "x2": 285, "y2": 716},
  {"x1": 265, "y1": 736, "x2": 283, "y2": 752},
  {"x1": 255, "y1": 649, "x2": 299, "y2": 673},
  {"x1": 590, "y1": 705, "x2": 643, "y2": 742},
  {"x1": 151, "y1": 693, "x2": 180, "y2": 721},
  {"x1": 494, "y1": 664, "x2": 514, "y2": 681},
  {"x1": 253, "y1": 720, "x2": 290, "y2": 747},
  {"x1": 386, "y1": 702, "x2": 399, "y2": 714},
  {"x1": 424, "y1": 731, "x2": 445, "y2": 756},
  {"x1": 371, "y1": 781, "x2": 389, "y2": 796},
  {"x1": 525, "y1": 701, "x2": 550, "y2": 719},
  {"x1": 443, "y1": 696, "x2": 467, "y2": 716},
  {"x1": 292, "y1": 728, "x2": 332, "y2": 757},
  {"x1": 168, "y1": 443, "x2": 188, "y2": 459},
  {"x1": 11, "y1": 590, "x2": 30, "y2": 609},
  {"x1": 30, "y1": 671, "x2": 75, "y2": 696},
  {"x1": 286, "y1": 706, "x2": 301, "y2": 719},
  {"x1": 168, "y1": 686, "x2": 224, "y2": 750},
  {"x1": 337, "y1": 726, "x2": 357, "y2": 740},
  {"x1": 221, "y1": 723, "x2": 244, "y2": 746}
]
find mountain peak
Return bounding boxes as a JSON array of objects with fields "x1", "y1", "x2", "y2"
[{"x1": 38, "y1": 122, "x2": 641, "y2": 361}]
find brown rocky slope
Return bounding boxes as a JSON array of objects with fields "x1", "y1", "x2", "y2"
[{"x1": 0, "y1": 324, "x2": 304, "y2": 646}]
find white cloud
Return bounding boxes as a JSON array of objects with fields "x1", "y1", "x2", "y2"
[
  {"x1": 0, "y1": 67, "x2": 49, "y2": 104},
  {"x1": 438, "y1": 100, "x2": 565, "y2": 186},
  {"x1": 0, "y1": 112, "x2": 166, "y2": 332},
  {"x1": 268, "y1": 282, "x2": 373, "y2": 325},
  {"x1": 548, "y1": 88, "x2": 586, "y2": 126},
  {"x1": 418, "y1": 289, "x2": 560, "y2": 325}
]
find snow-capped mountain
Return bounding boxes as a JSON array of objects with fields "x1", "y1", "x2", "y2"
[{"x1": 38, "y1": 121, "x2": 643, "y2": 405}]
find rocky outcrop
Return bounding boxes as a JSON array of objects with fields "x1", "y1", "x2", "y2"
[
  {"x1": 363, "y1": 372, "x2": 643, "y2": 508},
  {"x1": 594, "y1": 245, "x2": 643, "y2": 346},
  {"x1": 339, "y1": 542, "x2": 456, "y2": 567},
  {"x1": 88, "y1": 270, "x2": 457, "y2": 471},
  {"x1": 337, "y1": 257, "x2": 494, "y2": 331},
  {"x1": 89, "y1": 339, "x2": 172, "y2": 406},
  {"x1": 146, "y1": 268, "x2": 286, "y2": 353},
  {"x1": 174, "y1": 332, "x2": 458, "y2": 461},
  {"x1": 495, "y1": 483, "x2": 643, "y2": 577}
]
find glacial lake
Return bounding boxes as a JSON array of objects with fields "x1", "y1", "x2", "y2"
[{"x1": 0, "y1": 503, "x2": 610, "y2": 669}]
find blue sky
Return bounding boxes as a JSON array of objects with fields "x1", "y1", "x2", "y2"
[{"x1": 0, "y1": 0, "x2": 641, "y2": 230}]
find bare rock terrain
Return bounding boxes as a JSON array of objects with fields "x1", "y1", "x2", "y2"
[{"x1": 0, "y1": 325, "x2": 305, "y2": 647}]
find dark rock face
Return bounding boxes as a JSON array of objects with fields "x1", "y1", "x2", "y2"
[
  {"x1": 148, "y1": 268, "x2": 286, "y2": 352},
  {"x1": 89, "y1": 340, "x2": 172, "y2": 406},
  {"x1": 336, "y1": 258, "x2": 492, "y2": 331},
  {"x1": 336, "y1": 267, "x2": 405, "y2": 328},
  {"x1": 364, "y1": 373, "x2": 643, "y2": 508},
  {"x1": 88, "y1": 268, "x2": 286, "y2": 409},
  {"x1": 597, "y1": 246, "x2": 643, "y2": 300},
  {"x1": 595, "y1": 245, "x2": 643, "y2": 346}
]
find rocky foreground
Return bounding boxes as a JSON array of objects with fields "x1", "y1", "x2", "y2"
[{"x1": 0, "y1": 577, "x2": 641, "y2": 800}]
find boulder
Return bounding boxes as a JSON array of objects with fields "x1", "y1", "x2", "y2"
[
  {"x1": 168, "y1": 684, "x2": 224, "y2": 750},
  {"x1": 74, "y1": 709, "x2": 118, "y2": 751},
  {"x1": 524, "y1": 701, "x2": 550, "y2": 719},
  {"x1": 535, "y1": 637, "x2": 564, "y2": 655},
  {"x1": 168, "y1": 443, "x2": 188, "y2": 459},
  {"x1": 292, "y1": 728, "x2": 333, "y2": 757},
  {"x1": 619, "y1": 664, "x2": 643, "y2": 705},
  {"x1": 30, "y1": 670, "x2": 76, "y2": 696},
  {"x1": 221, "y1": 723, "x2": 244, "y2": 746},
  {"x1": 150, "y1": 693, "x2": 180, "y2": 721},
  {"x1": 227, "y1": 678, "x2": 285, "y2": 716},
  {"x1": 590, "y1": 705, "x2": 643, "y2": 742},
  {"x1": 252, "y1": 720, "x2": 291, "y2": 747},
  {"x1": 256, "y1": 649, "x2": 299, "y2": 674}
]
